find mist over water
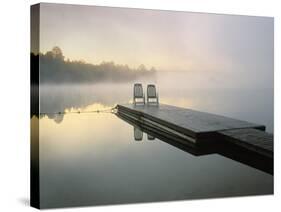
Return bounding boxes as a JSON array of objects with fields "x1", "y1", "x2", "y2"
[{"x1": 40, "y1": 71, "x2": 273, "y2": 132}]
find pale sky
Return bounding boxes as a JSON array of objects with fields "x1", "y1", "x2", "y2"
[{"x1": 39, "y1": 3, "x2": 273, "y2": 85}]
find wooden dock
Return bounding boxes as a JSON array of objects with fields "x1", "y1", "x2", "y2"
[
  {"x1": 116, "y1": 104, "x2": 273, "y2": 159},
  {"x1": 219, "y1": 128, "x2": 273, "y2": 158},
  {"x1": 116, "y1": 109, "x2": 273, "y2": 175}
]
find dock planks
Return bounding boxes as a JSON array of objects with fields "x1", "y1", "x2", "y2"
[
  {"x1": 218, "y1": 128, "x2": 273, "y2": 158},
  {"x1": 117, "y1": 104, "x2": 265, "y2": 139}
]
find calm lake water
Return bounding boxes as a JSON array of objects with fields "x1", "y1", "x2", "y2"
[{"x1": 37, "y1": 72, "x2": 273, "y2": 208}]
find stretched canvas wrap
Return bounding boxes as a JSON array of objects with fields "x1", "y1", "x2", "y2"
[{"x1": 31, "y1": 3, "x2": 274, "y2": 209}]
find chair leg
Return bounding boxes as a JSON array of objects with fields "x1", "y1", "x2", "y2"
[{"x1": 157, "y1": 95, "x2": 159, "y2": 105}]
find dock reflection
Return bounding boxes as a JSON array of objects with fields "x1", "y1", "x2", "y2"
[{"x1": 116, "y1": 112, "x2": 273, "y2": 175}]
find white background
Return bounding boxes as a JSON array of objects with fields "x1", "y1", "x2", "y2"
[{"x1": 0, "y1": 0, "x2": 279, "y2": 211}]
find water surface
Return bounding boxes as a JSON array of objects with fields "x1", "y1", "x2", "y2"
[{"x1": 38, "y1": 72, "x2": 273, "y2": 208}]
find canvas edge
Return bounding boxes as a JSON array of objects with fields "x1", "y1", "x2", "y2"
[{"x1": 30, "y1": 3, "x2": 40, "y2": 209}]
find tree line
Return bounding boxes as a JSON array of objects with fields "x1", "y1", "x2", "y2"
[{"x1": 31, "y1": 47, "x2": 156, "y2": 84}]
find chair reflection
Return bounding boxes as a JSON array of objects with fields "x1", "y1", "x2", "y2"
[
  {"x1": 134, "y1": 127, "x2": 143, "y2": 141},
  {"x1": 134, "y1": 127, "x2": 155, "y2": 141},
  {"x1": 147, "y1": 134, "x2": 155, "y2": 141}
]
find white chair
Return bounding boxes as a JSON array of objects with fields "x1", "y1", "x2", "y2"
[
  {"x1": 147, "y1": 84, "x2": 159, "y2": 105},
  {"x1": 133, "y1": 83, "x2": 145, "y2": 105}
]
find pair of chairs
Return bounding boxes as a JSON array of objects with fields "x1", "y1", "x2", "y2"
[{"x1": 133, "y1": 83, "x2": 159, "y2": 105}]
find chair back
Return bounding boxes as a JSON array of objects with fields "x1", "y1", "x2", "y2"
[
  {"x1": 134, "y1": 83, "x2": 143, "y2": 98},
  {"x1": 147, "y1": 84, "x2": 156, "y2": 98}
]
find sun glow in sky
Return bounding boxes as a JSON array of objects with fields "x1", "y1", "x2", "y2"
[{"x1": 38, "y1": 3, "x2": 273, "y2": 85}]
